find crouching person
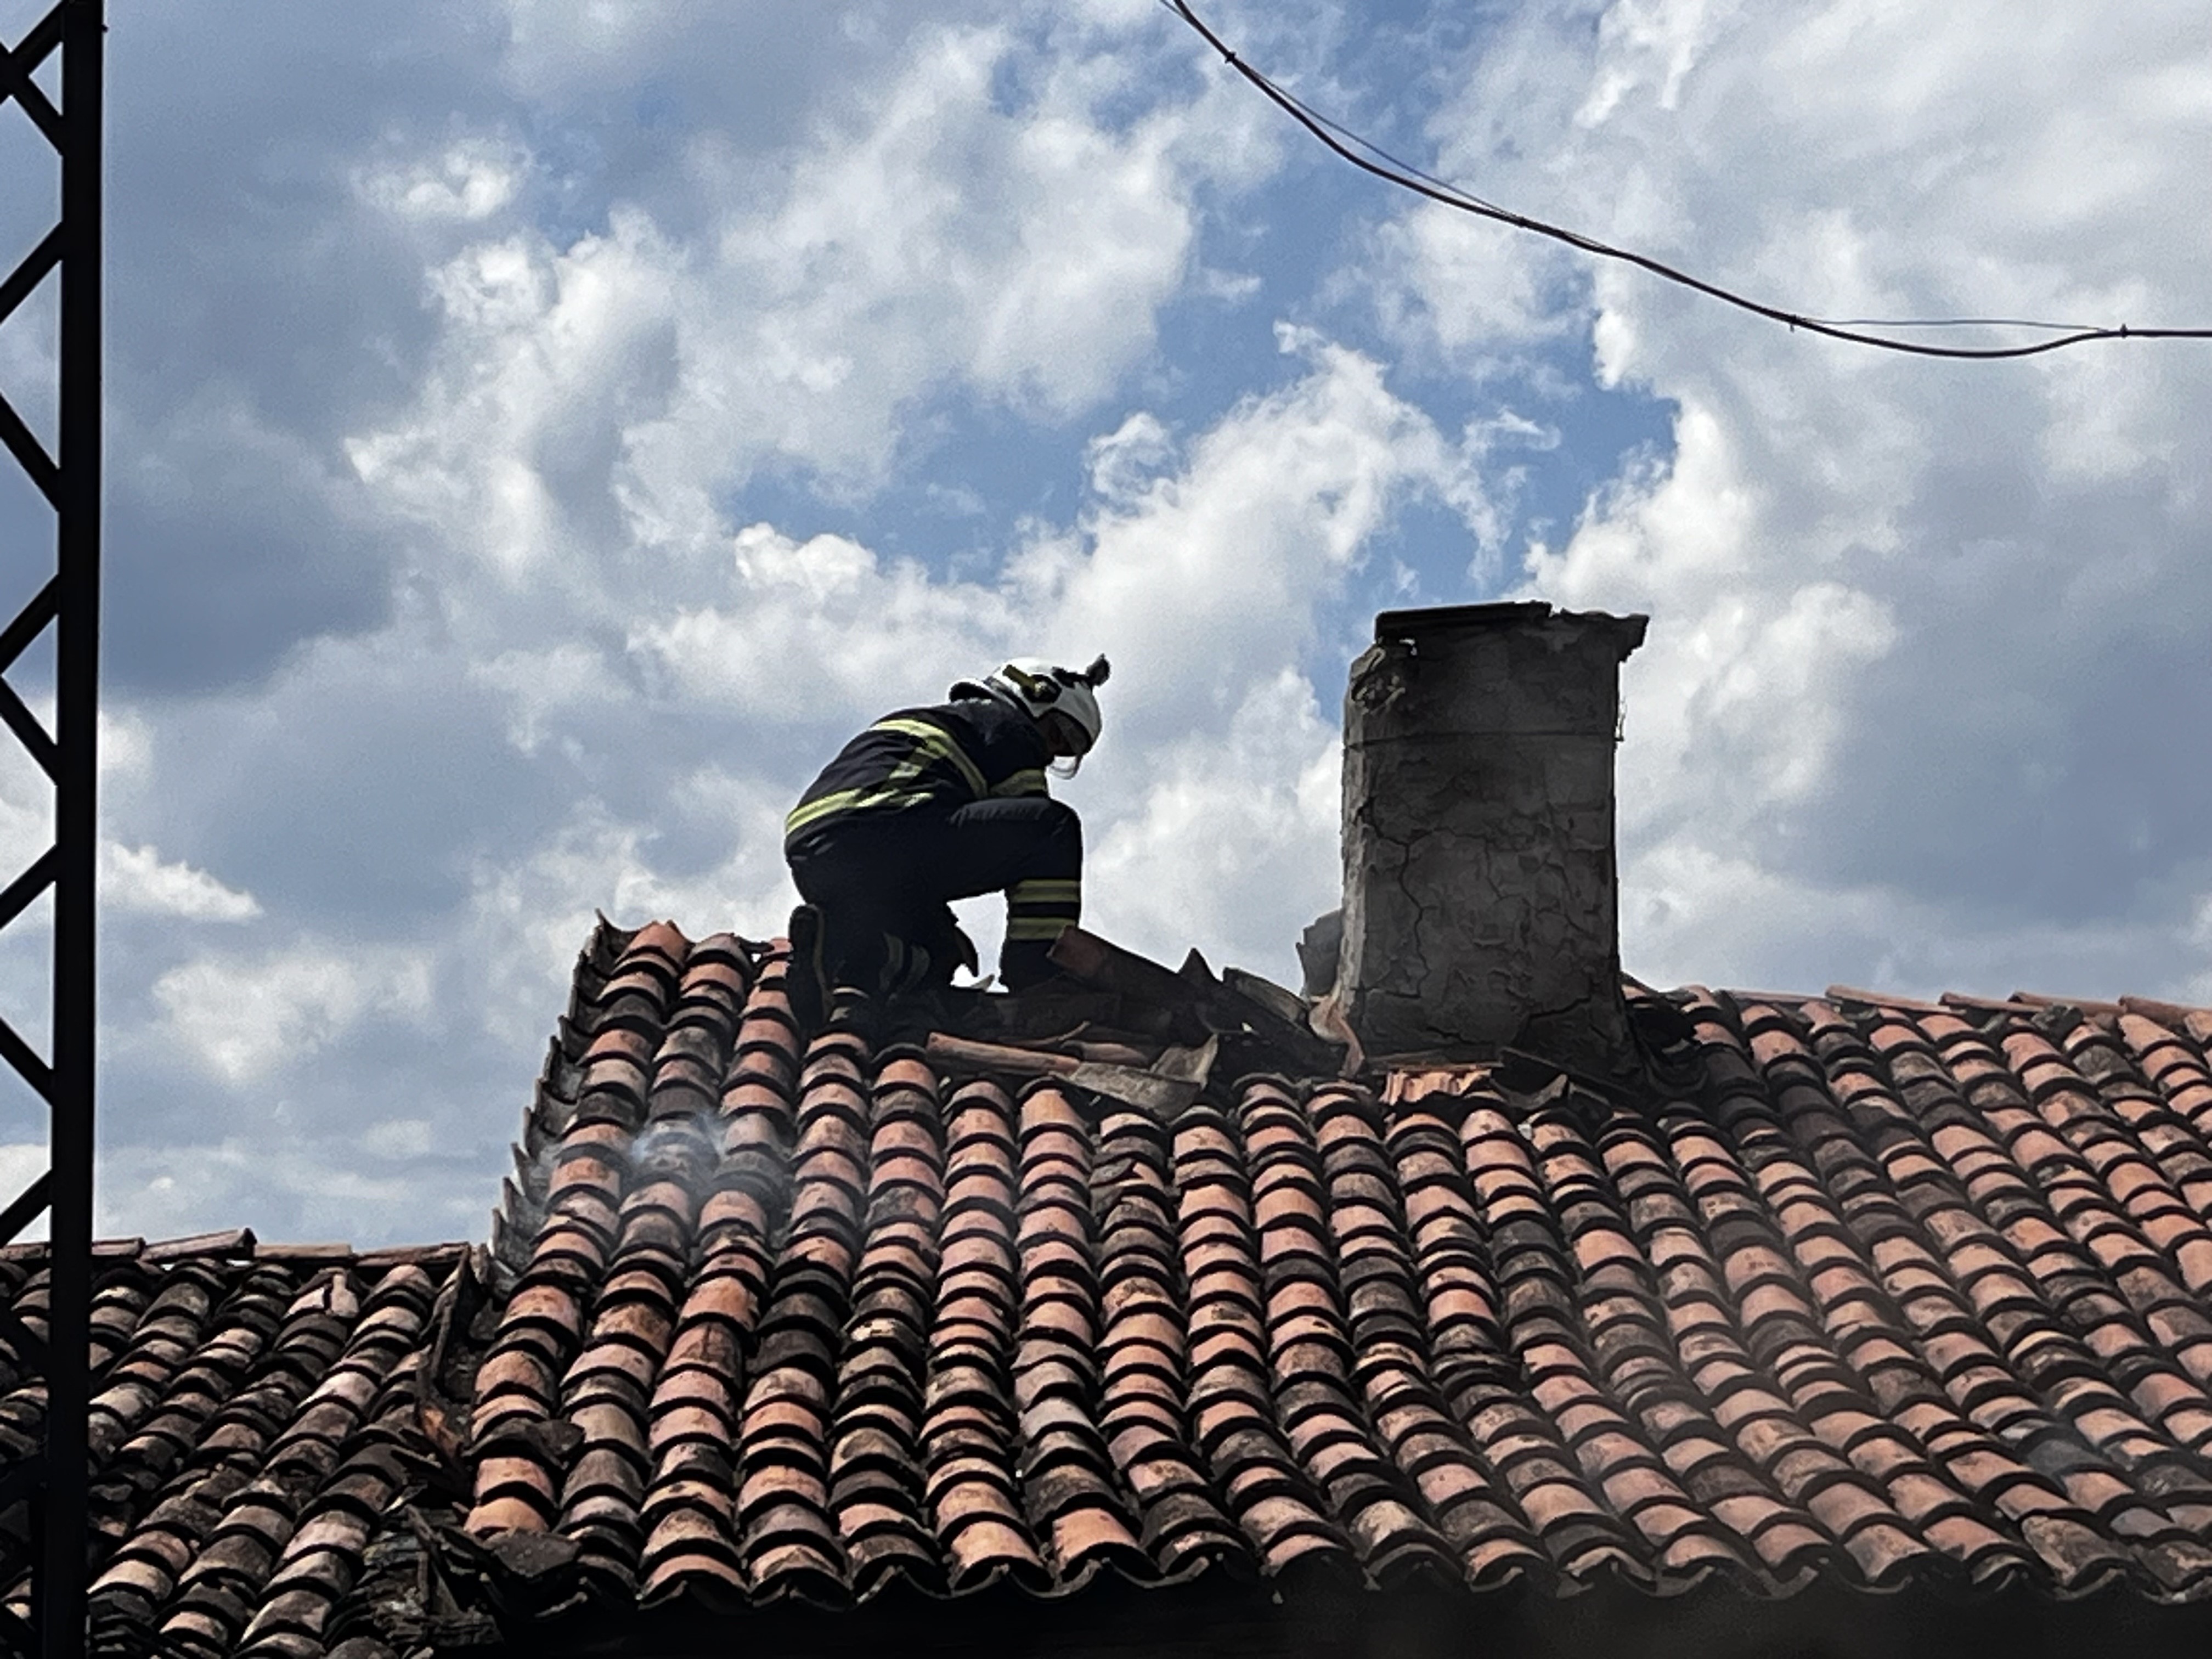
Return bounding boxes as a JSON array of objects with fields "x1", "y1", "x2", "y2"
[{"x1": 782, "y1": 655, "x2": 1109, "y2": 1027}]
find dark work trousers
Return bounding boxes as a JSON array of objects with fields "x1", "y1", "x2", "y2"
[{"x1": 786, "y1": 796, "x2": 1082, "y2": 994}]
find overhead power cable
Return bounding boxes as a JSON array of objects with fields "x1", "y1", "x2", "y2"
[{"x1": 1164, "y1": 0, "x2": 2212, "y2": 361}]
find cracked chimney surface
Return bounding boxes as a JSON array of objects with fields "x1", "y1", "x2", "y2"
[{"x1": 1336, "y1": 601, "x2": 1648, "y2": 1074}]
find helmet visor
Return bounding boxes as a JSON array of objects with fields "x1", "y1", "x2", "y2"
[{"x1": 1039, "y1": 708, "x2": 1092, "y2": 759}]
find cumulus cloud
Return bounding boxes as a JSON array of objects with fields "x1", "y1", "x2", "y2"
[
  {"x1": 462, "y1": 777, "x2": 802, "y2": 1052},
  {"x1": 1523, "y1": 405, "x2": 1903, "y2": 845},
  {"x1": 347, "y1": 12, "x2": 1280, "y2": 586},
  {"x1": 100, "y1": 711, "x2": 155, "y2": 786},
  {"x1": 630, "y1": 331, "x2": 1478, "y2": 742},
  {"x1": 153, "y1": 947, "x2": 434, "y2": 1086},
  {"x1": 1086, "y1": 670, "x2": 1341, "y2": 974},
  {"x1": 1056, "y1": 327, "x2": 1485, "y2": 730},
  {"x1": 1369, "y1": 0, "x2": 2212, "y2": 998},
  {"x1": 1367, "y1": 206, "x2": 1583, "y2": 378},
  {"x1": 356, "y1": 136, "x2": 531, "y2": 223},
  {"x1": 101, "y1": 843, "x2": 263, "y2": 923},
  {"x1": 469, "y1": 641, "x2": 618, "y2": 755},
  {"x1": 631, "y1": 526, "x2": 1022, "y2": 724}
]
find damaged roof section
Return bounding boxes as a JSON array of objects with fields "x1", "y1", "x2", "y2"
[{"x1": 16, "y1": 917, "x2": 2212, "y2": 1654}]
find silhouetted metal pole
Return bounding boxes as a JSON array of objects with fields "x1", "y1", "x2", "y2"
[
  {"x1": 44, "y1": 2, "x2": 103, "y2": 1656},
  {"x1": 0, "y1": 1, "x2": 100, "y2": 1654}
]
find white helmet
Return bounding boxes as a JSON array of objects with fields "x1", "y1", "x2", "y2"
[{"x1": 955, "y1": 655, "x2": 1110, "y2": 775}]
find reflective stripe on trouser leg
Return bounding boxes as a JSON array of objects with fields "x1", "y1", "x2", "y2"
[{"x1": 1006, "y1": 876, "x2": 1080, "y2": 944}]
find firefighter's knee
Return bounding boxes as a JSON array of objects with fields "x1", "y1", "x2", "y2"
[{"x1": 1030, "y1": 797, "x2": 1081, "y2": 869}]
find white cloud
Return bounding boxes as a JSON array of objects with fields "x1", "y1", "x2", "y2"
[
  {"x1": 0, "y1": 751, "x2": 48, "y2": 883},
  {"x1": 348, "y1": 216, "x2": 669, "y2": 582},
  {"x1": 1523, "y1": 402, "x2": 1901, "y2": 843},
  {"x1": 464, "y1": 772, "x2": 803, "y2": 1052},
  {"x1": 633, "y1": 332, "x2": 1481, "y2": 740},
  {"x1": 347, "y1": 12, "x2": 1282, "y2": 581},
  {"x1": 0, "y1": 716, "x2": 254, "y2": 923},
  {"x1": 1087, "y1": 670, "x2": 1341, "y2": 981},
  {"x1": 1047, "y1": 328, "x2": 1487, "y2": 734},
  {"x1": 1578, "y1": 0, "x2": 1736, "y2": 122},
  {"x1": 631, "y1": 525, "x2": 1022, "y2": 725},
  {"x1": 100, "y1": 843, "x2": 263, "y2": 923},
  {"x1": 1366, "y1": 206, "x2": 1581, "y2": 378},
  {"x1": 1365, "y1": 0, "x2": 2212, "y2": 996},
  {"x1": 153, "y1": 947, "x2": 434, "y2": 1086},
  {"x1": 469, "y1": 641, "x2": 617, "y2": 755},
  {"x1": 1085, "y1": 411, "x2": 1179, "y2": 510},
  {"x1": 99, "y1": 710, "x2": 155, "y2": 786},
  {"x1": 357, "y1": 136, "x2": 531, "y2": 223}
]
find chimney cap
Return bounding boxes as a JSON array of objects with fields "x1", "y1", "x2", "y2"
[{"x1": 1373, "y1": 601, "x2": 1649, "y2": 660}]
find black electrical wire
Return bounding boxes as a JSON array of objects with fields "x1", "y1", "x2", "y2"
[{"x1": 1165, "y1": 0, "x2": 2212, "y2": 360}]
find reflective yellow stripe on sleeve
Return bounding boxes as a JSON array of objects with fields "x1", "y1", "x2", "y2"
[
  {"x1": 1005, "y1": 917, "x2": 1074, "y2": 941},
  {"x1": 1009, "y1": 879, "x2": 1081, "y2": 904},
  {"x1": 990, "y1": 768, "x2": 1048, "y2": 798}
]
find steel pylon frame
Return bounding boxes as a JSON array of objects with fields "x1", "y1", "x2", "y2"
[{"x1": 0, "y1": 2, "x2": 100, "y2": 1657}]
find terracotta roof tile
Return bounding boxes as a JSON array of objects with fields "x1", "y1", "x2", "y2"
[{"x1": 25, "y1": 923, "x2": 2212, "y2": 1647}]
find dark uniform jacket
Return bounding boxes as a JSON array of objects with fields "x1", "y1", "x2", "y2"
[{"x1": 783, "y1": 696, "x2": 1052, "y2": 855}]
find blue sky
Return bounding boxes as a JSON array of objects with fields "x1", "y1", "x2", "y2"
[{"x1": 0, "y1": 0, "x2": 2207, "y2": 1245}]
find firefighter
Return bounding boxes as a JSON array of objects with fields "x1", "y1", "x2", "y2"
[{"x1": 782, "y1": 656, "x2": 1109, "y2": 1025}]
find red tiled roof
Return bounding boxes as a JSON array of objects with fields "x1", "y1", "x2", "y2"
[
  {"x1": 455, "y1": 922, "x2": 2212, "y2": 1612},
  {"x1": 18, "y1": 916, "x2": 2212, "y2": 1654},
  {"x1": 0, "y1": 1232, "x2": 469, "y2": 1655}
]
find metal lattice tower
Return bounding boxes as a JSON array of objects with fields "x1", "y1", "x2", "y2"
[{"x1": 0, "y1": 2, "x2": 101, "y2": 1656}]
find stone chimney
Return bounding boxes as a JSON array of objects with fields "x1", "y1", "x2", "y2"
[{"x1": 1335, "y1": 601, "x2": 1647, "y2": 1075}]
